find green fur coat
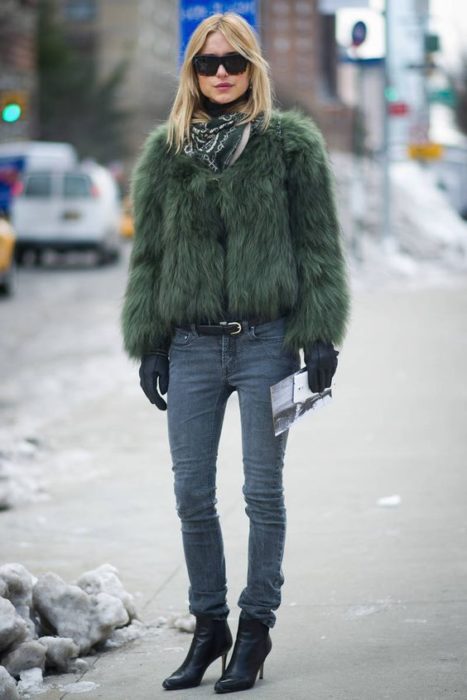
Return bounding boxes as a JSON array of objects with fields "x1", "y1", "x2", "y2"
[{"x1": 121, "y1": 110, "x2": 350, "y2": 359}]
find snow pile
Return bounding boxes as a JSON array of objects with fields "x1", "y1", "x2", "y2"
[
  {"x1": 0, "y1": 665, "x2": 20, "y2": 699},
  {"x1": 377, "y1": 494, "x2": 401, "y2": 508},
  {"x1": 0, "y1": 435, "x2": 105, "y2": 512},
  {"x1": 156, "y1": 612, "x2": 196, "y2": 634},
  {"x1": 331, "y1": 152, "x2": 467, "y2": 285},
  {"x1": 0, "y1": 563, "x2": 142, "y2": 696},
  {"x1": 0, "y1": 439, "x2": 48, "y2": 512},
  {"x1": 391, "y1": 161, "x2": 467, "y2": 263}
]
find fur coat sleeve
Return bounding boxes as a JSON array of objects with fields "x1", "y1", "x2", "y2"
[
  {"x1": 120, "y1": 125, "x2": 172, "y2": 359},
  {"x1": 281, "y1": 111, "x2": 351, "y2": 350}
]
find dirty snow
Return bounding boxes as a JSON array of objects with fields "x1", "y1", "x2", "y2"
[
  {"x1": 377, "y1": 494, "x2": 402, "y2": 508},
  {"x1": 332, "y1": 152, "x2": 467, "y2": 289},
  {"x1": 0, "y1": 664, "x2": 20, "y2": 699},
  {"x1": 16, "y1": 667, "x2": 45, "y2": 696},
  {"x1": 0, "y1": 253, "x2": 133, "y2": 506},
  {"x1": 0, "y1": 562, "x2": 142, "y2": 696},
  {"x1": 344, "y1": 598, "x2": 393, "y2": 619},
  {"x1": 60, "y1": 681, "x2": 100, "y2": 694}
]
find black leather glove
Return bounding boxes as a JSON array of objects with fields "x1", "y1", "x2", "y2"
[
  {"x1": 304, "y1": 340, "x2": 339, "y2": 394},
  {"x1": 139, "y1": 351, "x2": 169, "y2": 410}
]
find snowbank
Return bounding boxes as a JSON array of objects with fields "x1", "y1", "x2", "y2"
[
  {"x1": 331, "y1": 152, "x2": 467, "y2": 287},
  {"x1": 391, "y1": 160, "x2": 467, "y2": 261},
  {"x1": 0, "y1": 563, "x2": 143, "y2": 696},
  {"x1": 0, "y1": 439, "x2": 48, "y2": 512}
]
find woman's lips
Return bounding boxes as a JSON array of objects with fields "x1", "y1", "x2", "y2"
[{"x1": 216, "y1": 83, "x2": 233, "y2": 89}]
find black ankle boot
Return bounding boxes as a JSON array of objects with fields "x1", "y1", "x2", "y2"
[
  {"x1": 214, "y1": 617, "x2": 272, "y2": 694},
  {"x1": 162, "y1": 614, "x2": 232, "y2": 690}
]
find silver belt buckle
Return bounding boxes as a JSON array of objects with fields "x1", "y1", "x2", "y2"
[{"x1": 220, "y1": 321, "x2": 242, "y2": 335}]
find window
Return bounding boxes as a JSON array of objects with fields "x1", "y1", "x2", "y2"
[
  {"x1": 24, "y1": 173, "x2": 52, "y2": 198},
  {"x1": 64, "y1": 0, "x2": 96, "y2": 22},
  {"x1": 320, "y1": 14, "x2": 338, "y2": 99},
  {"x1": 63, "y1": 173, "x2": 92, "y2": 198}
]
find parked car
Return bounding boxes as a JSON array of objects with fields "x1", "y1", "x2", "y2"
[
  {"x1": 11, "y1": 162, "x2": 121, "y2": 265},
  {"x1": 0, "y1": 141, "x2": 77, "y2": 217},
  {"x1": 0, "y1": 213, "x2": 16, "y2": 296}
]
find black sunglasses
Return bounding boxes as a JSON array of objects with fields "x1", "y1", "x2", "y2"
[{"x1": 192, "y1": 52, "x2": 249, "y2": 76}]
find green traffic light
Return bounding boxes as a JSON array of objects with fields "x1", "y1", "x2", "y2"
[
  {"x1": 2, "y1": 103, "x2": 22, "y2": 123},
  {"x1": 384, "y1": 86, "x2": 399, "y2": 102}
]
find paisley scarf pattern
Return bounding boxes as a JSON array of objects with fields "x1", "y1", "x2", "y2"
[{"x1": 184, "y1": 112, "x2": 261, "y2": 172}]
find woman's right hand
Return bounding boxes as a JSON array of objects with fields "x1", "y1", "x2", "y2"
[{"x1": 139, "y1": 352, "x2": 169, "y2": 410}]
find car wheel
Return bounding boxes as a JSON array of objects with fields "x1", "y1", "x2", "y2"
[
  {"x1": 96, "y1": 246, "x2": 120, "y2": 266},
  {"x1": 95, "y1": 246, "x2": 109, "y2": 266},
  {"x1": 107, "y1": 248, "x2": 121, "y2": 264},
  {"x1": 14, "y1": 247, "x2": 26, "y2": 266},
  {"x1": 34, "y1": 249, "x2": 45, "y2": 266},
  {"x1": 0, "y1": 263, "x2": 15, "y2": 297}
]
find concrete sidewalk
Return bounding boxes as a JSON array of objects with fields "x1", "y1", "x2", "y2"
[{"x1": 2, "y1": 281, "x2": 467, "y2": 699}]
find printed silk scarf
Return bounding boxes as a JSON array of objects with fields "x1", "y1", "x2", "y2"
[{"x1": 184, "y1": 112, "x2": 261, "y2": 173}]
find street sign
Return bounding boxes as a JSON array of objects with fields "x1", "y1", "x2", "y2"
[
  {"x1": 319, "y1": 0, "x2": 369, "y2": 12},
  {"x1": 407, "y1": 143, "x2": 444, "y2": 160},
  {"x1": 179, "y1": 1, "x2": 258, "y2": 59},
  {"x1": 388, "y1": 101, "x2": 410, "y2": 116},
  {"x1": 424, "y1": 33, "x2": 440, "y2": 53},
  {"x1": 428, "y1": 88, "x2": 456, "y2": 108},
  {"x1": 351, "y1": 20, "x2": 367, "y2": 47}
]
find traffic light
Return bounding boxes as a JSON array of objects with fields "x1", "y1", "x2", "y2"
[
  {"x1": 424, "y1": 33, "x2": 441, "y2": 74},
  {"x1": 384, "y1": 86, "x2": 399, "y2": 102},
  {"x1": 0, "y1": 91, "x2": 28, "y2": 123},
  {"x1": 424, "y1": 33, "x2": 440, "y2": 54}
]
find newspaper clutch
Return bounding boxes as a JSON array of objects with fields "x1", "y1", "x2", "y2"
[{"x1": 270, "y1": 367, "x2": 332, "y2": 436}]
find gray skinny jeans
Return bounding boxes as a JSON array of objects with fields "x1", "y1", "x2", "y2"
[{"x1": 167, "y1": 317, "x2": 300, "y2": 628}]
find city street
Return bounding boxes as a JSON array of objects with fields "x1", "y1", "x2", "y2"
[{"x1": 1, "y1": 247, "x2": 467, "y2": 698}]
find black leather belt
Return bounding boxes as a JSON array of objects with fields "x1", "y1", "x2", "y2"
[{"x1": 179, "y1": 318, "x2": 269, "y2": 336}]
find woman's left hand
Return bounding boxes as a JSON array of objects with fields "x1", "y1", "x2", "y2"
[{"x1": 304, "y1": 341, "x2": 339, "y2": 394}]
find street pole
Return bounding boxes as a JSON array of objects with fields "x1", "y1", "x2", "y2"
[
  {"x1": 350, "y1": 61, "x2": 365, "y2": 262},
  {"x1": 418, "y1": 0, "x2": 431, "y2": 154},
  {"x1": 382, "y1": 0, "x2": 392, "y2": 246}
]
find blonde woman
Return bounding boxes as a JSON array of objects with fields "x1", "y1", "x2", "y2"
[{"x1": 122, "y1": 12, "x2": 350, "y2": 694}]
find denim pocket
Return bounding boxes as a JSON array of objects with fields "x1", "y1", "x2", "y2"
[
  {"x1": 250, "y1": 317, "x2": 288, "y2": 342},
  {"x1": 171, "y1": 327, "x2": 197, "y2": 347},
  {"x1": 249, "y1": 318, "x2": 298, "y2": 363}
]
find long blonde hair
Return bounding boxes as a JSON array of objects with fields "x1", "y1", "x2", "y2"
[{"x1": 167, "y1": 12, "x2": 272, "y2": 152}]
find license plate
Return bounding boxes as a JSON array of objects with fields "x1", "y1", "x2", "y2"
[{"x1": 62, "y1": 210, "x2": 82, "y2": 220}]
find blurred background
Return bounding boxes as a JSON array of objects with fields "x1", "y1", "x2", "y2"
[{"x1": 0, "y1": 0, "x2": 466, "y2": 291}]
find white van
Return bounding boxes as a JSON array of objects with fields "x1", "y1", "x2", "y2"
[
  {"x1": 0, "y1": 140, "x2": 77, "y2": 169},
  {"x1": 11, "y1": 161, "x2": 122, "y2": 265},
  {"x1": 0, "y1": 141, "x2": 77, "y2": 215}
]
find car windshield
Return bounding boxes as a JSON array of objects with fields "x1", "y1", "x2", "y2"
[
  {"x1": 63, "y1": 173, "x2": 93, "y2": 198},
  {"x1": 24, "y1": 172, "x2": 52, "y2": 198}
]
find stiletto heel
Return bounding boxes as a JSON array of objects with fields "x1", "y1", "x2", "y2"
[
  {"x1": 162, "y1": 615, "x2": 232, "y2": 690},
  {"x1": 214, "y1": 618, "x2": 272, "y2": 693}
]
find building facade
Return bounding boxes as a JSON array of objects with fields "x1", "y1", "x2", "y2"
[
  {"x1": 57, "y1": 0, "x2": 352, "y2": 160},
  {"x1": 0, "y1": 0, "x2": 353, "y2": 152},
  {"x1": 260, "y1": 0, "x2": 353, "y2": 150},
  {"x1": 0, "y1": 0, "x2": 38, "y2": 142},
  {"x1": 57, "y1": 0, "x2": 178, "y2": 158}
]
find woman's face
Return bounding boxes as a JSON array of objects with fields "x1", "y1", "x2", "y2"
[{"x1": 196, "y1": 30, "x2": 250, "y2": 105}]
